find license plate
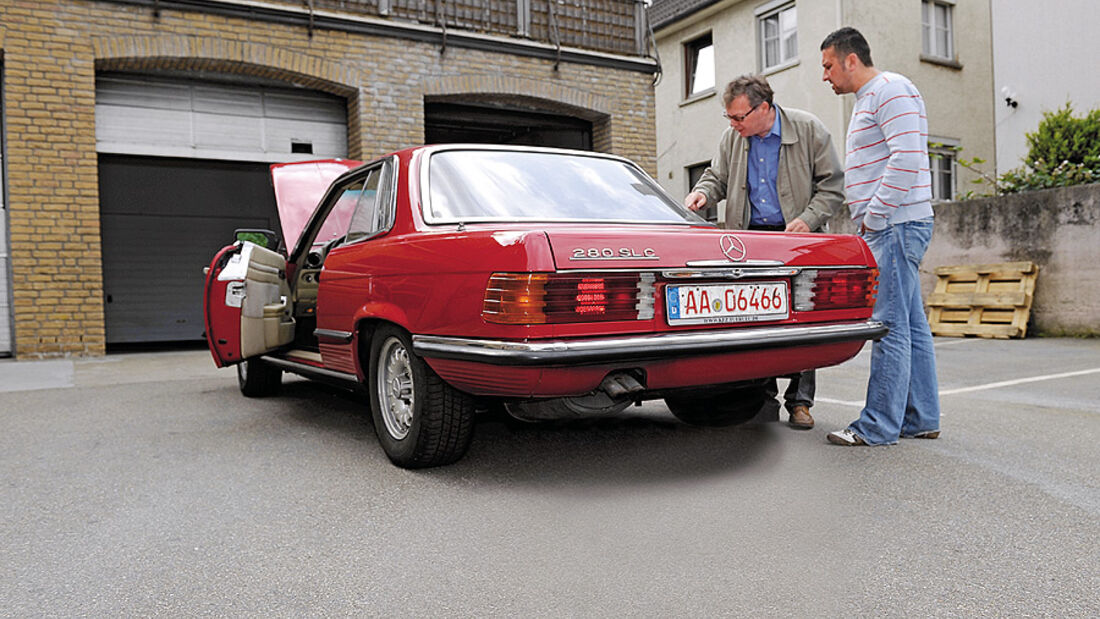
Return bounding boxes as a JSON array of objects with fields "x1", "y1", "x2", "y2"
[{"x1": 666, "y1": 281, "x2": 789, "y2": 325}]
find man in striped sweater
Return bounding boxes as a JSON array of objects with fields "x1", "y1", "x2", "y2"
[{"x1": 819, "y1": 27, "x2": 941, "y2": 446}]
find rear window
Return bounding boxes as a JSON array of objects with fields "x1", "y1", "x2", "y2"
[{"x1": 425, "y1": 149, "x2": 705, "y2": 224}]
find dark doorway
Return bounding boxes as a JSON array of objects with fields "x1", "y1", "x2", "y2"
[
  {"x1": 425, "y1": 102, "x2": 593, "y2": 150},
  {"x1": 98, "y1": 155, "x2": 277, "y2": 344}
]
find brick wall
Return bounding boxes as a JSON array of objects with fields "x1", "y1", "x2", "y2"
[{"x1": 0, "y1": 0, "x2": 657, "y2": 357}]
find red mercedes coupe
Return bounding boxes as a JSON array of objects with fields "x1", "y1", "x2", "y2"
[{"x1": 204, "y1": 145, "x2": 884, "y2": 468}]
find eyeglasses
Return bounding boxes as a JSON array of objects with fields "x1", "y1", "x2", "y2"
[{"x1": 723, "y1": 102, "x2": 761, "y2": 123}]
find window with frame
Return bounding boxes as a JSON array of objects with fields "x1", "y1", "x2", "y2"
[
  {"x1": 346, "y1": 162, "x2": 394, "y2": 243},
  {"x1": 929, "y1": 144, "x2": 957, "y2": 202},
  {"x1": 687, "y1": 162, "x2": 717, "y2": 223},
  {"x1": 922, "y1": 0, "x2": 954, "y2": 60},
  {"x1": 314, "y1": 178, "x2": 364, "y2": 248},
  {"x1": 758, "y1": 2, "x2": 797, "y2": 71},
  {"x1": 310, "y1": 161, "x2": 394, "y2": 251},
  {"x1": 684, "y1": 33, "x2": 715, "y2": 98}
]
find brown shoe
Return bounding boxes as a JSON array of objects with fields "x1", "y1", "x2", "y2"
[
  {"x1": 787, "y1": 405, "x2": 814, "y2": 429},
  {"x1": 912, "y1": 430, "x2": 940, "y2": 439}
]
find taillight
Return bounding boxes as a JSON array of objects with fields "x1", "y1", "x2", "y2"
[
  {"x1": 792, "y1": 268, "x2": 879, "y2": 311},
  {"x1": 483, "y1": 273, "x2": 655, "y2": 324}
]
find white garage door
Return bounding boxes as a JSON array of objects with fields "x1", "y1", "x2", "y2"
[
  {"x1": 1, "y1": 68, "x2": 10, "y2": 356},
  {"x1": 95, "y1": 75, "x2": 348, "y2": 344},
  {"x1": 0, "y1": 157, "x2": 9, "y2": 357},
  {"x1": 96, "y1": 74, "x2": 347, "y2": 162}
]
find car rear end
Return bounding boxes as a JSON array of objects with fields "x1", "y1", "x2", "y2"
[
  {"x1": 407, "y1": 145, "x2": 884, "y2": 399},
  {"x1": 413, "y1": 225, "x2": 882, "y2": 398}
]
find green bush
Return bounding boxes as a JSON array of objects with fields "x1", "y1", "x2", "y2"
[
  {"x1": 997, "y1": 159, "x2": 1099, "y2": 194},
  {"x1": 1022, "y1": 103, "x2": 1100, "y2": 172},
  {"x1": 948, "y1": 103, "x2": 1100, "y2": 198}
]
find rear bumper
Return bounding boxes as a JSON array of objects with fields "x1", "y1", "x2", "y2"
[{"x1": 412, "y1": 320, "x2": 887, "y2": 366}]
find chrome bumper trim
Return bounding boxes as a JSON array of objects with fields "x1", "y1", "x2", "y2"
[{"x1": 412, "y1": 320, "x2": 887, "y2": 366}]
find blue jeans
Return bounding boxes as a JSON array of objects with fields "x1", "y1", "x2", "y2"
[{"x1": 849, "y1": 218, "x2": 940, "y2": 444}]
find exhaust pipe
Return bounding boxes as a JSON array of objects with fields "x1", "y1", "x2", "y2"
[{"x1": 600, "y1": 371, "x2": 646, "y2": 398}]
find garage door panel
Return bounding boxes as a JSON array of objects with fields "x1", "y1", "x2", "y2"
[
  {"x1": 99, "y1": 156, "x2": 277, "y2": 219},
  {"x1": 265, "y1": 119, "x2": 347, "y2": 156},
  {"x1": 96, "y1": 77, "x2": 192, "y2": 110},
  {"x1": 97, "y1": 106, "x2": 194, "y2": 150},
  {"x1": 96, "y1": 75, "x2": 348, "y2": 343},
  {"x1": 96, "y1": 75, "x2": 348, "y2": 162},
  {"x1": 193, "y1": 85, "x2": 265, "y2": 116},
  {"x1": 99, "y1": 155, "x2": 280, "y2": 344},
  {"x1": 1, "y1": 75, "x2": 9, "y2": 354},
  {"x1": 102, "y1": 212, "x2": 270, "y2": 343},
  {"x1": 264, "y1": 91, "x2": 347, "y2": 121},
  {"x1": 0, "y1": 253, "x2": 8, "y2": 354},
  {"x1": 194, "y1": 112, "x2": 264, "y2": 151}
]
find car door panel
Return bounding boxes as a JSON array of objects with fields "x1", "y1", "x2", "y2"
[{"x1": 204, "y1": 241, "x2": 294, "y2": 366}]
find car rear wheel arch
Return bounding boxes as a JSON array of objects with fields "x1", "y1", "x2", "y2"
[{"x1": 354, "y1": 318, "x2": 384, "y2": 379}]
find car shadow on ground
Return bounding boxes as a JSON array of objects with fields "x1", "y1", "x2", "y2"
[
  {"x1": 458, "y1": 409, "x2": 780, "y2": 488},
  {"x1": 265, "y1": 377, "x2": 781, "y2": 488}
]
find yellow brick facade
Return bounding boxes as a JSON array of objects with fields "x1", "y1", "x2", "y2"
[{"x1": 0, "y1": 0, "x2": 657, "y2": 358}]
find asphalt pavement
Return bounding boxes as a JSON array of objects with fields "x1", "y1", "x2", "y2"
[{"x1": 1, "y1": 337, "x2": 1097, "y2": 616}]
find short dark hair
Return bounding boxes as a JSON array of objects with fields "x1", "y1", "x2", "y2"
[
  {"x1": 820, "y1": 27, "x2": 874, "y2": 67},
  {"x1": 722, "y1": 74, "x2": 774, "y2": 108}
]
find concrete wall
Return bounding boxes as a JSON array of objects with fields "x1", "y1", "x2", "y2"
[{"x1": 831, "y1": 183, "x2": 1100, "y2": 336}]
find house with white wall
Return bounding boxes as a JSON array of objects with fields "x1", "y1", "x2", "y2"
[
  {"x1": 648, "y1": 0, "x2": 996, "y2": 222},
  {"x1": 991, "y1": 0, "x2": 1100, "y2": 174}
]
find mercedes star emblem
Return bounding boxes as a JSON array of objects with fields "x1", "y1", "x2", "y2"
[{"x1": 719, "y1": 234, "x2": 747, "y2": 262}]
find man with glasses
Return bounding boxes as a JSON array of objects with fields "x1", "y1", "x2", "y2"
[{"x1": 685, "y1": 74, "x2": 844, "y2": 430}]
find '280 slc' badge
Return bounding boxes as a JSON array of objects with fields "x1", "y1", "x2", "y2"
[
  {"x1": 720, "y1": 234, "x2": 747, "y2": 262},
  {"x1": 570, "y1": 247, "x2": 659, "y2": 260}
]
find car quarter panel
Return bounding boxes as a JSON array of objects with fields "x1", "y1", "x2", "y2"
[{"x1": 314, "y1": 229, "x2": 557, "y2": 360}]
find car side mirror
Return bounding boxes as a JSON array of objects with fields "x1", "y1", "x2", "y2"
[{"x1": 235, "y1": 228, "x2": 280, "y2": 250}]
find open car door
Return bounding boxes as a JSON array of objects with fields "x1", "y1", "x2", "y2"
[{"x1": 204, "y1": 241, "x2": 295, "y2": 367}]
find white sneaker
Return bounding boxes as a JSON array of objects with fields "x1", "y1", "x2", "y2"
[{"x1": 827, "y1": 428, "x2": 867, "y2": 446}]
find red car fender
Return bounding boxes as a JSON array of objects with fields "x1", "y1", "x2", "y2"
[
  {"x1": 355, "y1": 301, "x2": 411, "y2": 330},
  {"x1": 347, "y1": 302, "x2": 413, "y2": 379}
]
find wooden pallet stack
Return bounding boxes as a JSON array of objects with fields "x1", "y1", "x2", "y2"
[{"x1": 925, "y1": 261, "x2": 1039, "y2": 339}]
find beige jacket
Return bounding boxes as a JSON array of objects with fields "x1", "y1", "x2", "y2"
[{"x1": 693, "y1": 106, "x2": 844, "y2": 232}]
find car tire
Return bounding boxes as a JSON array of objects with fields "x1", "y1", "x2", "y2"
[
  {"x1": 368, "y1": 325, "x2": 476, "y2": 468},
  {"x1": 237, "y1": 357, "x2": 282, "y2": 397},
  {"x1": 665, "y1": 382, "x2": 766, "y2": 427}
]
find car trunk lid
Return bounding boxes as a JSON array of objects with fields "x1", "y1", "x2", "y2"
[
  {"x1": 270, "y1": 159, "x2": 362, "y2": 252},
  {"x1": 543, "y1": 226, "x2": 870, "y2": 270}
]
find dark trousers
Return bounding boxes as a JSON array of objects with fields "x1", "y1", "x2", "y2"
[
  {"x1": 746, "y1": 222, "x2": 815, "y2": 410},
  {"x1": 763, "y1": 371, "x2": 816, "y2": 411}
]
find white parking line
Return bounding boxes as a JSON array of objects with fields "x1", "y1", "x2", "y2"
[
  {"x1": 934, "y1": 338, "x2": 980, "y2": 348},
  {"x1": 938, "y1": 367, "x2": 1100, "y2": 396},
  {"x1": 815, "y1": 396, "x2": 865, "y2": 408},
  {"x1": 819, "y1": 367, "x2": 1100, "y2": 408}
]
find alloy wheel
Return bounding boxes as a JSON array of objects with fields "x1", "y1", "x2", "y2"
[{"x1": 376, "y1": 336, "x2": 416, "y2": 440}]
